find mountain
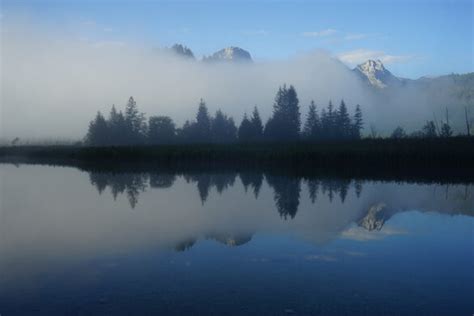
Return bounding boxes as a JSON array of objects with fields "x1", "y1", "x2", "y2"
[
  {"x1": 169, "y1": 43, "x2": 195, "y2": 59},
  {"x1": 353, "y1": 59, "x2": 401, "y2": 88},
  {"x1": 203, "y1": 46, "x2": 253, "y2": 63}
]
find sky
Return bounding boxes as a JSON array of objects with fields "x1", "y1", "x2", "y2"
[{"x1": 1, "y1": 0, "x2": 472, "y2": 79}]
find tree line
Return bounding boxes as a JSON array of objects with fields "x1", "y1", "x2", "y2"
[{"x1": 85, "y1": 85, "x2": 365, "y2": 145}]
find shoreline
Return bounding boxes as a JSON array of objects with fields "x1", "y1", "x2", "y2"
[{"x1": 2, "y1": 137, "x2": 473, "y2": 184}]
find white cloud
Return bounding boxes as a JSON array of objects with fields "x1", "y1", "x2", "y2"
[
  {"x1": 337, "y1": 49, "x2": 415, "y2": 66},
  {"x1": 302, "y1": 29, "x2": 338, "y2": 37}
]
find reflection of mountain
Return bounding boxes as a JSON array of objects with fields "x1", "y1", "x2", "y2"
[
  {"x1": 357, "y1": 203, "x2": 391, "y2": 231},
  {"x1": 357, "y1": 185, "x2": 474, "y2": 232},
  {"x1": 208, "y1": 233, "x2": 253, "y2": 247}
]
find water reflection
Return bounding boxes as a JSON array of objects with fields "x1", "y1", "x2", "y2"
[
  {"x1": 78, "y1": 167, "x2": 474, "y2": 251},
  {"x1": 87, "y1": 170, "x2": 367, "y2": 217},
  {"x1": 1, "y1": 164, "x2": 473, "y2": 315}
]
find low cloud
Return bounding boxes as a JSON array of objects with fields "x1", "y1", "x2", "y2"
[{"x1": 1, "y1": 18, "x2": 372, "y2": 140}]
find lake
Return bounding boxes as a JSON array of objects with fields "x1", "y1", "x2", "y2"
[{"x1": 0, "y1": 164, "x2": 473, "y2": 315}]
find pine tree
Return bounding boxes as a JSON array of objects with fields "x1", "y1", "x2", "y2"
[
  {"x1": 211, "y1": 110, "x2": 237, "y2": 143},
  {"x1": 250, "y1": 106, "x2": 263, "y2": 140},
  {"x1": 265, "y1": 84, "x2": 301, "y2": 140},
  {"x1": 195, "y1": 99, "x2": 211, "y2": 142},
  {"x1": 337, "y1": 100, "x2": 351, "y2": 139},
  {"x1": 238, "y1": 114, "x2": 254, "y2": 142},
  {"x1": 352, "y1": 104, "x2": 363, "y2": 139},
  {"x1": 320, "y1": 108, "x2": 328, "y2": 139},
  {"x1": 303, "y1": 100, "x2": 318, "y2": 140},
  {"x1": 85, "y1": 111, "x2": 108, "y2": 146},
  {"x1": 124, "y1": 96, "x2": 147, "y2": 144},
  {"x1": 108, "y1": 105, "x2": 126, "y2": 145}
]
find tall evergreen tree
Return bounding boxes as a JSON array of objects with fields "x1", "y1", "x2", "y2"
[
  {"x1": 108, "y1": 105, "x2": 126, "y2": 145},
  {"x1": 303, "y1": 100, "x2": 318, "y2": 140},
  {"x1": 124, "y1": 96, "x2": 147, "y2": 144},
  {"x1": 85, "y1": 111, "x2": 108, "y2": 146},
  {"x1": 211, "y1": 110, "x2": 237, "y2": 143},
  {"x1": 195, "y1": 99, "x2": 211, "y2": 142},
  {"x1": 238, "y1": 114, "x2": 254, "y2": 142},
  {"x1": 337, "y1": 100, "x2": 351, "y2": 139},
  {"x1": 352, "y1": 104, "x2": 363, "y2": 139},
  {"x1": 250, "y1": 106, "x2": 263, "y2": 140},
  {"x1": 264, "y1": 85, "x2": 301, "y2": 140}
]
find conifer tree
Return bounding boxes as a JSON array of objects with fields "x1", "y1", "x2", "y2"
[
  {"x1": 352, "y1": 104, "x2": 363, "y2": 139},
  {"x1": 238, "y1": 114, "x2": 254, "y2": 142},
  {"x1": 250, "y1": 106, "x2": 263, "y2": 140},
  {"x1": 303, "y1": 100, "x2": 318, "y2": 139},
  {"x1": 195, "y1": 99, "x2": 211, "y2": 142},
  {"x1": 337, "y1": 100, "x2": 351, "y2": 139}
]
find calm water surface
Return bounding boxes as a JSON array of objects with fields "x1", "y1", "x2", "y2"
[{"x1": 0, "y1": 164, "x2": 473, "y2": 315}]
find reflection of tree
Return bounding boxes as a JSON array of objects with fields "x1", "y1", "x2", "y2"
[
  {"x1": 240, "y1": 172, "x2": 264, "y2": 198},
  {"x1": 306, "y1": 179, "x2": 320, "y2": 203},
  {"x1": 212, "y1": 173, "x2": 236, "y2": 194},
  {"x1": 89, "y1": 173, "x2": 108, "y2": 195},
  {"x1": 88, "y1": 169, "x2": 366, "y2": 217},
  {"x1": 89, "y1": 172, "x2": 148, "y2": 208},
  {"x1": 174, "y1": 238, "x2": 196, "y2": 252},
  {"x1": 354, "y1": 180, "x2": 363, "y2": 198},
  {"x1": 186, "y1": 173, "x2": 237, "y2": 204},
  {"x1": 149, "y1": 173, "x2": 176, "y2": 188},
  {"x1": 320, "y1": 179, "x2": 352, "y2": 203},
  {"x1": 266, "y1": 175, "x2": 301, "y2": 220}
]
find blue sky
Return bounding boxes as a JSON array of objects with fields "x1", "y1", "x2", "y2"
[{"x1": 2, "y1": 0, "x2": 473, "y2": 78}]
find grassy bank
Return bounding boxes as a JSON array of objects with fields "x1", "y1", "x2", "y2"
[{"x1": 1, "y1": 137, "x2": 473, "y2": 183}]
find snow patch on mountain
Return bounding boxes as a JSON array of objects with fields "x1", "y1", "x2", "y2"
[
  {"x1": 203, "y1": 47, "x2": 253, "y2": 63},
  {"x1": 353, "y1": 59, "x2": 399, "y2": 88}
]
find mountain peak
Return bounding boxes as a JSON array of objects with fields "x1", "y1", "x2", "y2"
[
  {"x1": 354, "y1": 59, "x2": 397, "y2": 88},
  {"x1": 203, "y1": 46, "x2": 253, "y2": 63},
  {"x1": 170, "y1": 43, "x2": 195, "y2": 59}
]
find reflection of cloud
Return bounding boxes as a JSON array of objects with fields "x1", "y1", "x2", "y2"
[
  {"x1": 341, "y1": 225, "x2": 408, "y2": 241},
  {"x1": 338, "y1": 49, "x2": 416, "y2": 66},
  {"x1": 302, "y1": 29, "x2": 338, "y2": 37},
  {"x1": 305, "y1": 254, "x2": 337, "y2": 262}
]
